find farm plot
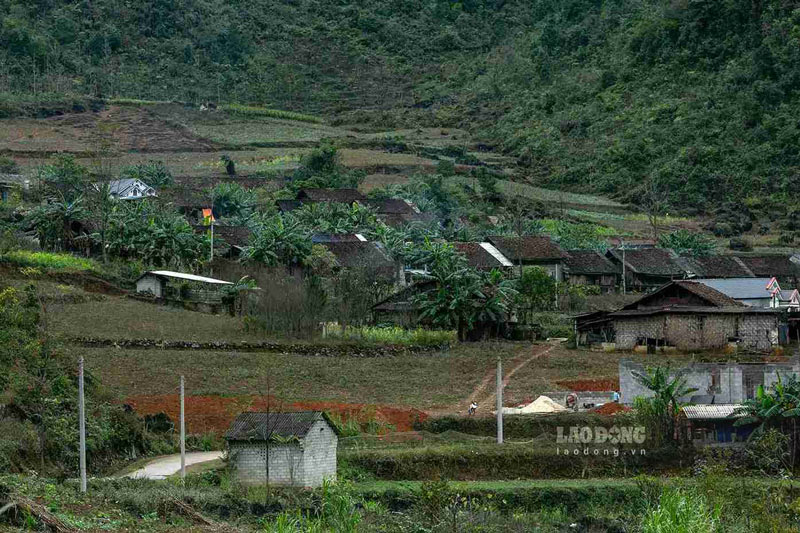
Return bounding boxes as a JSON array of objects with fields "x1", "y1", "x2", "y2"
[
  {"x1": 48, "y1": 296, "x2": 262, "y2": 343},
  {"x1": 79, "y1": 346, "x2": 492, "y2": 410},
  {"x1": 0, "y1": 106, "x2": 219, "y2": 156}
]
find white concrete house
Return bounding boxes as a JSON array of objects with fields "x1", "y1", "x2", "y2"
[
  {"x1": 225, "y1": 411, "x2": 339, "y2": 488},
  {"x1": 134, "y1": 271, "x2": 233, "y2": 299},
  {"x1": 101, "y1": 178, "x2": 156, "y2": 200}
]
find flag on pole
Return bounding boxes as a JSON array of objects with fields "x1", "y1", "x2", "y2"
[{"x1": 202, "y1": 208, "x2": 215, "y2": 226}]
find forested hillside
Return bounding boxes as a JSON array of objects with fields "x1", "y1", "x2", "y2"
[{"x1": 2, "y1": 0, "x2": 800, "y2": 211}]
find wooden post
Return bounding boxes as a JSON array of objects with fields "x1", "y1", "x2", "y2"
[
  {"x1": 180, "y1": 375, "x2": 186, "y2": 482},
  {"x1": 496, "y1": 357, "x2": 503, "y2": 445},
  {"x1": 78, "y1": 357, "x2": 87, "y2": 493}
]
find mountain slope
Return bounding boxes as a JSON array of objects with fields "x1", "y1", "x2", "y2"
[{"x1": 2, "y1": 0, "x2": 800, "y2": 211}]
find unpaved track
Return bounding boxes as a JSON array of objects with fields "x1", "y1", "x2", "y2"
[
  {"x1": 455, "y1": 341, "x2": 561, "y2": 415},
  {"x1": 124, "y1": 451, "x2": 223, "y2": 480}
]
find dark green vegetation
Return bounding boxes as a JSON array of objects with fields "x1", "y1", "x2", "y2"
[
  {"x1": 0, "y1": 282, "x2": 179, "y2": 477},
  {"x1": 2, "y1": 473, "x2": 799, "y2": 532},
  {"x1": 3, "y1": 0, "x2": 800, "y2": 213}
]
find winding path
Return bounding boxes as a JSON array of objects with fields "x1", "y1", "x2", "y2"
[{"x1": 124, "y1": 451, "x2": 223, "y2": 480}]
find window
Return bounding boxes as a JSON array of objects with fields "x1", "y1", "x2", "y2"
[{"x1": 710, "y1": 367, "x2": 721, "y2": 394}]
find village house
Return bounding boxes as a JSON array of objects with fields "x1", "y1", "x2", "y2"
[
  {"x1": 577, "y1": 280, "x2": 784, "y2": 352},
  {"x1": 676, "y1": 255, "x2": 755, "y2": 279},
  {"x1": 692, "y1": 278, "x2": 800, "y2": 309},
  {"x1": 733, "y1": 253, "x2": 800, "y2": 288},
  {"x1": 605, "y1": 247, "x2": 685, "y2": 291},
  {"x1": 198, "y1": 225, "x2": 252, "y2": 259},
  {"x1": 365, "y1": 198, "x2": 429, "y2": 227},
  {"x1": 372, "y1": 280, "x2": 436, "y2": 327},
  {"x1": 453, "y1": 242, "x2": 514, "y2": 271},
  {"x1": 0, "y1": 173, "x2": 26, "y2": 202},
  {"x1": 296, "y1": 188, "x2": 365, "y2": 204},
  {"x1": 225, "y1": 411, "x2": 338, "y2": 488},
  {"x1": 103, "y1": 178, "x2": 157, "y2": 200},
  {"x1": 135, "y1": 270, "x2": 234, "y2": 313},
  {"x1": 564, "y1": 250, "x2": 620, "y2": 292},
  {"x1": 276, "y1": 188, "x2": 366, "y2": 213},
  {"x1": 317, "y1": 238, "x2": 400, "y2": 281},
  {"x1": 486, "y1": 235, "x2": 568, "y2": 280}
]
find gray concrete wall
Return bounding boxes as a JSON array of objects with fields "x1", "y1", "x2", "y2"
[
  {"x1": 136, "y1": 276, "x2": 163, "y2": 298},
  {"x1": 619, "y1": 359, "x2": 800, "y2": 405},
  {"x1": 228, "y1": 442, "x2": 304, "y2": 486},
  {"x1": 300, "y1": 420, "x2": 338, "y2": 487},
  {"x1": 228, "y1": 420, "x2": 337, "y2": 488}
]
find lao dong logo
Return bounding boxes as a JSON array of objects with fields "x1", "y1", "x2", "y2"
[{"x1": 555, "y1": 426, "x2": 647, "y2": 457}]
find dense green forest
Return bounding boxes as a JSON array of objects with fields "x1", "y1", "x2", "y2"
[{"x1": 2, "y1": 0, "x2": 800, "y2": 211}]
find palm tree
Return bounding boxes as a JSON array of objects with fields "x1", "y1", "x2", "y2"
[
  {"x1": 735, "y1": 374, "x2": 800, "y2": 470},
  {"x1": 632, "y1": 366, "x2": 697, "y2": 444}
]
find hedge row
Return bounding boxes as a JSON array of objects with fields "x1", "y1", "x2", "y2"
[
  {"x1": 70, "y1": 336, "x2": 446, "y2": 356},
  {"x1": 355, "y1": 480, "x2": 643, "y2": 514},
  {"x1": 415, "y1": 413, "x2": 636, "y2": 440},
  {"x1": 341, "y1": 444, "x2": 687, "y2": 481}
]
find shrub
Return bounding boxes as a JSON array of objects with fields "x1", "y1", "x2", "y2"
[
  {"x1": 120, "y1": 160, "x2": 174, "y2": 188},
  {"x1": 642, "y1": 487, "x2": 720, "y2": 533},
  {"x1": 0, "y1": 250, "x2": 97, "y2": 271},
  {"x1": 728, "y1": 237, "x2": 752, "y2": 251},
  {"x1": 324, "y1": 324, "x2": 455, "y2": 346},
  {"x1": 221, "y1": 104, "x2": 322, "y2": 123},
  {"x1": 0, "y1": 156, "x2": 18, "y2": 173},
  {"x1": 342, "y1": 443, "x2": 683, "y2": 480}
]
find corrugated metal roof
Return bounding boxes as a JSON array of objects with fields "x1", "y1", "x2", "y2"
[
  {"x1": 225, "y1": 411, "x2": 338, "y2": 440},
  {"x1": 694, "y1": 278, "x2": 774, "y2": 300},
  {"x1": 140, "y1": 271, "x2": 233, "y2": 285},
  {"x1": 480, "y1": 242, "x2": 514, "y2": 267},
  {"x1": 682, "y1": 404, "x2": 745, "y2": 420}
]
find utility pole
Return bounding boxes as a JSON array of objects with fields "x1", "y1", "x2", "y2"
[
  {"x1": 78, "y1": 357, "x2": 87, "y2": 493},
  {"x1": 180, "y1": 375, "x2": 186, "y2": 482},
  {"x1": 621, "y1": 239, "x2": 627, "y2": 295},
  {"x1": 496, "y1": 357, "x2": 503, "y2": 444}
]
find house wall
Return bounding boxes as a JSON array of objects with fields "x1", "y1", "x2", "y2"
[
  {"x1": 228, "y1": 442, "x2": 305, "y2": 486},
  {"x1": 619, "y1": 359, "x2": 800, "y2": 405},
  {"x1": 300, "y1": 420, "x2": 338, "y2": 487},
  {"x1": 136, "y1": 275, "x2": 163, "y2": 298},
  {"x1": 567, "y1": 273, "x2": 617, "y2": 292},
  {"x1": 614, "y1": 313, "x2": 779, "y2": 351}
]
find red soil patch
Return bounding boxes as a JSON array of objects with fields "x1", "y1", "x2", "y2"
[
  {"x1": 556, "y1": 378, "x2": 619, "y2": 392},
  {"x1": 125, "y1": 394, "x2": 427, "y2": 435},
  {"x1": 592, "y1": 403, "x2": 631, "y2": 415}
]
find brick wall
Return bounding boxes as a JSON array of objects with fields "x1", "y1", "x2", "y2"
[
  {"x1": 614, "y1": 313, "x2": 779, "y2": 351},
  {"x1": 228, "y1": 442, "x2": 304, "y2": 486}
]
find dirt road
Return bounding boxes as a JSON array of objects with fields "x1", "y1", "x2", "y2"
[{"x1": 124, "y1": 451, "x2": 223, "y2": 480}]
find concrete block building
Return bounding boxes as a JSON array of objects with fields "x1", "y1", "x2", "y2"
[
  {"x1": 620, "y1": 358, "x2": 800, "y2": 405},
  {"x1": 225, "y1": 411, "x2": 338, "y2": 488}
]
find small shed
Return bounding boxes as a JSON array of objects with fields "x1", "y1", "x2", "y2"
[
  {"x1": 679, "y1": 404, "x2": 754, "y2": 446},
  {"x1": 135, "y1": 270, "x2": 233, "y2": 299},
  {"x1": 225, "y1": 411, "x2": 339, "y2": 488}
]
